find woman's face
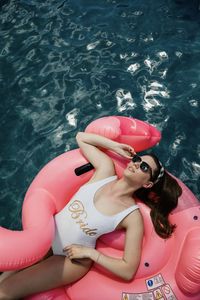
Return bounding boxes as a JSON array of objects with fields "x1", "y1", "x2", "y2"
[{"x1": 124, "y1": 155, "x2": 158, "y2": 187}]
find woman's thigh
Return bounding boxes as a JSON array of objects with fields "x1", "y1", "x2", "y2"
[{"x1": 0, "y1": 255, "x2": 93, "y2": 299}]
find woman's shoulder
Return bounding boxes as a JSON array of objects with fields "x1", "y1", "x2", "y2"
[{"x1": 121, "y1": 208, "x2": 144, "y2": 231}]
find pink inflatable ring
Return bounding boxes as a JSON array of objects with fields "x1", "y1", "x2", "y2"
[{"x1": 0, "y1": 116, "x2": 200, "y2": 300}]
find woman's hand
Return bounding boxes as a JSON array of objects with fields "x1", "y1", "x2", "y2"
[
  {"x1": 63, "y1": 244, "x2": 95, "y2": 260},
  {"x1": 113, "y1": 143, "x2": 135, "y2": 159}
]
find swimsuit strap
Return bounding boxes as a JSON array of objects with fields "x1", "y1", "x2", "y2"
[{"x1": 114, "y1": 204, "x2": 139, "y2": 228}]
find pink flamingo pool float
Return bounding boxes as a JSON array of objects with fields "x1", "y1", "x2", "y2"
[{"x1": 0, "y1": 116, "x2": 199, "y2": 300}]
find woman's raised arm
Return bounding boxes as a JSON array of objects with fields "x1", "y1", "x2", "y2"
[{"x1": 76, "y1": 132, "x2": 134, "y2": 180}]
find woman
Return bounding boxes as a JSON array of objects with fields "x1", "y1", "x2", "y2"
[{"x1": 0, "y1": 132, "x2": 182, "y2": 299}]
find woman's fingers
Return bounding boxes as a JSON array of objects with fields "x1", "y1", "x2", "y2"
[
  {"x1": 121, "y1": 145, "x2": 136, "y2": 158},
  {"x1": 63, "y1": 245, "x2": 73, "y2": 257},
  {"x1": 63, "y1": 244, "x2": 86, "y2": 259},
  {"x1": 65, "y1": 245, "x2": 93, "y2": 260},
  {"x1": 125, "y1": 145, "x2": 135, "y2": 154}
]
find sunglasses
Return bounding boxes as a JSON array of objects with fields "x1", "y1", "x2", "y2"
[{"x1": 131, "y1": 155, "x2": 153, "y2": 180}]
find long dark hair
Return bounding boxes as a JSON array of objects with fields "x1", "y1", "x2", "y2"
[{"x1": 135, "y1": 154, "x2": 182, "y2": 239}]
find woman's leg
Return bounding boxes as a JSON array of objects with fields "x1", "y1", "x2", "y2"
[
  {"x1": 0, "y1": 272, "x2": 17, "y2": 284},
  {"x1": 0, "y1": 248, "x2": 53, "y2": 284},
  {"x1": 0, "y1": 255, "x2": 92, "y2": 300}
]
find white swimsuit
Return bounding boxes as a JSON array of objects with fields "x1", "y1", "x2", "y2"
[{"x1": 52, "y1": 176, "x2": 139, "y2": 255}]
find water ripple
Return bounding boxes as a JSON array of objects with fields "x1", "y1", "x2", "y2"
[{"x1": 1, "y1": 0, "x2": 200, "y2": 228}]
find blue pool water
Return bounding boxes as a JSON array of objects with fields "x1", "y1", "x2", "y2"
[{"x1": 0, "y1": 0, "x2": 199, "y2": 230}]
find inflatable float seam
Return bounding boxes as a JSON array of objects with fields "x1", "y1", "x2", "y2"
[
  {"x1": 34, "y1": 188, "x2": 57, "y2": 213},
  {"x1": 175, "y1": 228, "x2": 200, "y2": 296}
]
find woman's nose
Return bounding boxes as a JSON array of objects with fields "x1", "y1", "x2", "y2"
[{"x1": 133, "y1": 161, "x2": 140, "y2": 169}]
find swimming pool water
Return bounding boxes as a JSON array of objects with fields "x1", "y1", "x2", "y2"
[{"x1": 0, "y1": 0, "x2": 200, "y2": 229}]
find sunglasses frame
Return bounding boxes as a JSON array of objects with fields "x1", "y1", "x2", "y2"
[{"x1": 131, "y1": 155, "x2": 153, "y2": 181}]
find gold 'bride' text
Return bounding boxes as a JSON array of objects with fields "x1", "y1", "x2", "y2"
[{"x1": 68, "y1": 200, "x2": 97, "y2": 236}]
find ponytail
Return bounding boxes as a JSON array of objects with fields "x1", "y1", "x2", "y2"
[{"x1": 135, "y1": 155, "x2": 182, "y2": 239}]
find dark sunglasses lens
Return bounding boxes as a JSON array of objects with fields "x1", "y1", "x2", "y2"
[
  {"x1": 140, "y1": 162, "x2": 150, "y2": 173},
  {"x1": 132, "y1": 155, "x2": 141, "y2": 163}
]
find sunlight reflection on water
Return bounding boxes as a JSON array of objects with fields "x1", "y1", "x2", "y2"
[{"x1": 0, "y1": 0, "x2": 199, "y2": 229}]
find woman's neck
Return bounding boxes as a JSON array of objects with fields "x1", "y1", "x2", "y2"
[{"x1": 110, "y1": 177, "x2": 139, "y2": 199}]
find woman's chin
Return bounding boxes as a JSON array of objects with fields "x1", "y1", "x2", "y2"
[{"x1": 124, "y1": 168, "x2": 135, "y2": 178}]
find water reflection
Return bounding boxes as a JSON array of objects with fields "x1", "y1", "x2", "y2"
[{"x1": 0, "y1": 0, "x2": 199, "y2": 229}]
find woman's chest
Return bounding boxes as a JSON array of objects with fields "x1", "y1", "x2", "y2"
[{"x1": 93, "y1": 191, "x2": 132, "y2": 217}]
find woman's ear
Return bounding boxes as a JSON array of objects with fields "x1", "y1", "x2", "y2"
[{"x1": 143, "y1": 181, "x2": 153, "y2": 189}]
